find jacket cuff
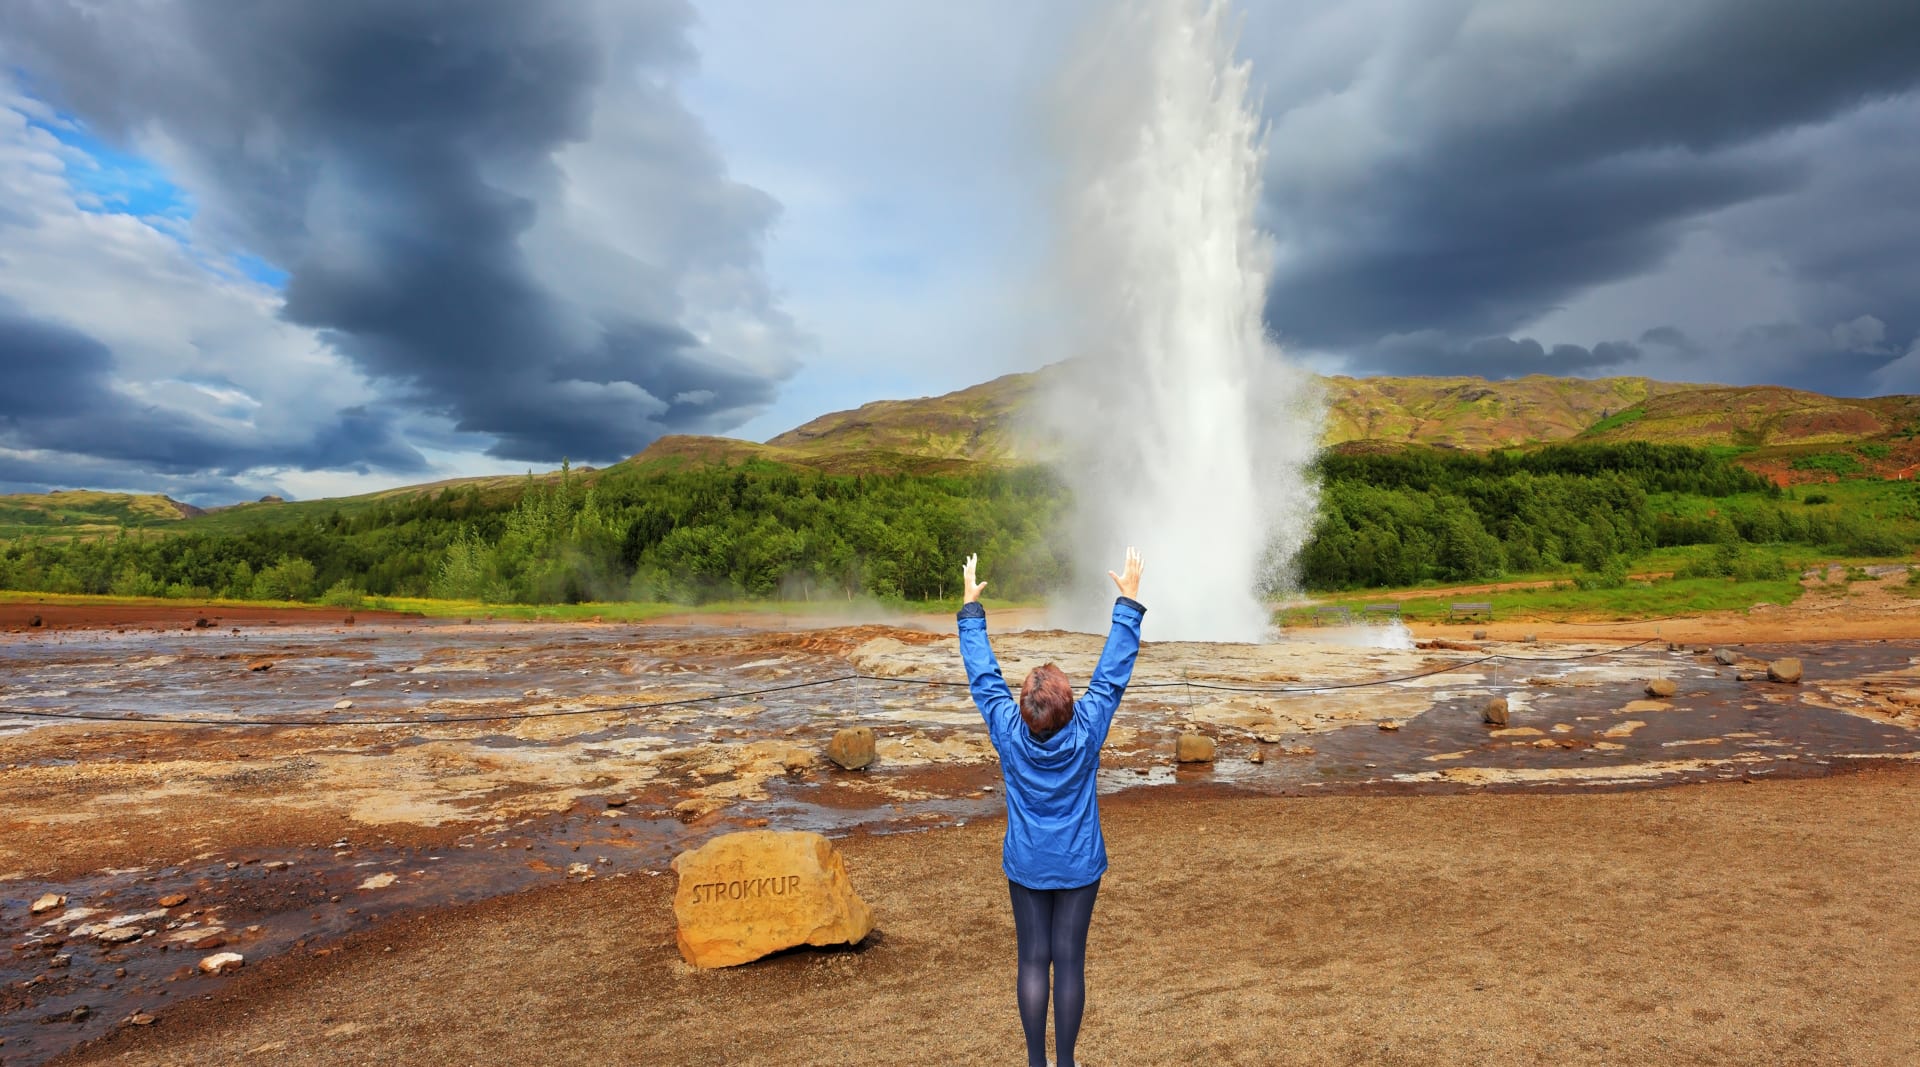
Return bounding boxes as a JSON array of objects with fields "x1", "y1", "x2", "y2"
[
  {"x1": 957, "y1": 602, "x2": 986, "y2": 621},
  {"x1": 1115, "y1": 596, "x2": 1146, "y2": 615}
]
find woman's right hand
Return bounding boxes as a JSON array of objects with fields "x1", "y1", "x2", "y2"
[
  {"x1": 963, "y1": 553, "x2": 988, "y2": 604},
  {"x1": 1107, "y1": 546, "x2": 1144, "y2": 601}
]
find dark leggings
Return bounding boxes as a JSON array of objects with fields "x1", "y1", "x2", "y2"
[{"x1": 1008, "y1": 877, "x2": 1101, "y2": 1067}]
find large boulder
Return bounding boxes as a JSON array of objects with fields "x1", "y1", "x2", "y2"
[
  {"x1": 1175, "y1": 733, "x2": 1216, "y2": 763},
  {"x1": 826, "y1": 726, "x2": 876, "y2": 771},
  {"x1": 671, "y1": 830, "x2": 874, "y2": 968},
  {"x1": 1482, "y1": 697, "x2": 1510, "y2": 726},
  {"x1": 1768, "y1": 658, "x2": 1804, "y2": 685}
]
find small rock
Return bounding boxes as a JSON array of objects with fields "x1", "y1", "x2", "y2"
[
  {"x1": 158, "y1": 893, "x2": 188, "y2": 908},
  {"x1": 1248, "y1": 749, "x2": 1265, "y2": 764},
  {"x1": 263, "y1": 860, "x2": 291, "y2": 871},
  {"x1": 1175, "y1": 732, "x2": 1216, "y2": 763},
  {"x1": 1522, "y1": 634, "x2": 1538, "y2": 644},
  {"x1": 1472, "y1": 629, "x2": 1488, "y2": 640},
  {"x1": 191, "y1": 934, "x2": 226, "y2": 950},
  {"x1": 1645, "y1": 678, "x2": 1677, "y2": 699},
  {"x1": 194, "y1": 617, "x2": 211, "y2": 628},
  {"x1": 603, "y1": 795, "x2": 629, "y2": 808},
  {"x1": 246, "y1": 659, "x2": 274, "y2": 672},
  {"x1": 567, "y1": 862, "x2": 595, "y2": 880},
  {"x1": 1667, "y1": 641, "x2": 1683, "y2": 652},
  {"x1": 50, "y1": 953, "x2": 71, "y2": 969},
  {"x1": 1482, "y1": 698, "x2": 1510, "y2": 726},
  {"x1": 198, "y1": 951, "x2": 244, "y2": 975},
  {"x1": 1254, "y1": 731, "x2": 1284, "y2": 744},
  {"x1": 1768, "y1": 658, "x2": 1804, "y2": 685},
  {"x1": 825, "y1": 726, "x2": 876, "y2": 771},
  {"x1": 333, "y1": 700, "x2": 354, "y2": 711},
  {"x1": 1737, "y1": 670, "x2": 1764, "y2": 682},
  {"x1": 1378, "y1": 720, "x2": 1401, "y2": 731},
  {"x1": 96, "y1": 926, "x2": 144, "y2": 944},
  {"x1": 128, "y1": 1011, "x2": 157, "y2": 1026},
  {"x1": 1713, "y1": 648, "x2": 1740, "y2": 666},
  {"x1": 358, "y1": 872, "x2": 397, "y2": 890},
  {"x1": 31, "y1": 893, "x2": 66, "y2": 915},
  {"x1": 28, "y1": 613, "x2": 43, "y2": 627}
]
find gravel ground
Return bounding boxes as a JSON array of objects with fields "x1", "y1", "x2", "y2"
[{"x1": 62, "y1": 763, "x2": 1920, "y2": 1066}]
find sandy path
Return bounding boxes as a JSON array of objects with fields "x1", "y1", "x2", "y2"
[{"x1": 64, "y1": 764, "x2": 1920, "y2": 1067}]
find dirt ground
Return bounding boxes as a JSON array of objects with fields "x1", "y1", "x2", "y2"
[
  {"x1": 0, "y1": 600, "x2": 419, "y2": 632},
  {"x1": 59, "y1": 764, "x2": 1920, "y2": 1067}
]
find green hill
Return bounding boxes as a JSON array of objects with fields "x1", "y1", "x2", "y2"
[
  {"x1": 0, "y1": 490, "x2": 199, "y2": 539},
  {"x1": 628, "y1": 370, "x2": 1920, "y2": 479}
]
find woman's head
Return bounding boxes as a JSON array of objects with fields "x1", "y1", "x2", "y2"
[{"x1": 1019, "y1": 663, "x2": 1074, "y2": 734}]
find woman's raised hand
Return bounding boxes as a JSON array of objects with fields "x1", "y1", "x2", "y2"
[
  {"x1": 963, "y1": 553, "x2": 988, "y2": 604},
  {"x1": 1107, "y1": 546, "x2": 1144, "y2": 600}
]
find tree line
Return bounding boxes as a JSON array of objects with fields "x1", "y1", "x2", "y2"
[{"x1": 1, "y1": 444, "x2": 1912, "y2": 604}]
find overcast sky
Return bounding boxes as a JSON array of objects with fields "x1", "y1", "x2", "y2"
[{"x1": 2, "y1": 0, "x2": 1918, "y2": 503}]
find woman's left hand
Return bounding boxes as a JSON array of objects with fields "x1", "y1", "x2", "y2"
[{"x1": 963, "y1": 553, "x2": 988, "y2": 604}]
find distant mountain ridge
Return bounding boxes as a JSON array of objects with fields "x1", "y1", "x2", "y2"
[{"x1": 635, "y1": 369, "x2": 1920, "y2": 469}]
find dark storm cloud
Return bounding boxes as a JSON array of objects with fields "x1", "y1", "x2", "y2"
[
  {"x1": 0, "y1": 303, "x2": 425, "y2": 480},
  {"x1": 0, "y1": 0, "x2": 789, "y2": 466},
  {"x1": 1361, "y1": 334, "x2": 1641, "y2": 380},
  {"x1": 1250, "y1": 0, "x2": 1920, "y2": 387}
]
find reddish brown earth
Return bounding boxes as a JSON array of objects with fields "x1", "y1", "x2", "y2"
[
  {"x1": 0, "y1": 600, "x2": 423, "y2": 632},
  {"x1": 56, "y1": 765, "x2": 1920, "y2": 1067}
]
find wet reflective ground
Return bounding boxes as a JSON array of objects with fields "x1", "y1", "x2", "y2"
[{"x1": 3, "y1": 619, "x2": 1917, "y2": 1064}]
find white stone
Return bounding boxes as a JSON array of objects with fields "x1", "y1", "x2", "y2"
[
  {"x1": 358, "y1": 872, "x2": 398, "y2": 890},
  {"x1": 199, "y1": 951, "x2": 245, "y2": 975}
]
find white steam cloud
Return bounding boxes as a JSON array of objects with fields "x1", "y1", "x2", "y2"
[{"x1": 1043, "y1": 0, "x2": 1322, "y2": 642}]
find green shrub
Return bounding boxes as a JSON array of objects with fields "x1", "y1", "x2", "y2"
[
  {"x1": 1573, "y1": 556, "x2": 1631, "y2": 590},
  {"x1": 250, "y1": 556, "x2": 317, "y2": 601},
  {"x1": 108, "y1": 564, "x2": 162, "y2": 598},
  {"x1": 319, "y1": 579, "x2": 365, "y2": 609}
]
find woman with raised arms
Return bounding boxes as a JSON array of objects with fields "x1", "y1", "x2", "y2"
[{"x1": 957, "y1": 548, "x2": 1146, "y2": 1067}]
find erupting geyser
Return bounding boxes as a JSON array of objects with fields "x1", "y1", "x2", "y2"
[{"x1": 1046, "y1": 0, "x2": 1321, "y2": 641}]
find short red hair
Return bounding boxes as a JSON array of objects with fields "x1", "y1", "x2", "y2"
[{"x1": 1019, "y1": 663, "x2": 1074, "y2": 734}]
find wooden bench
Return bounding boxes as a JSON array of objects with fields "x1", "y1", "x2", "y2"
[
  {"x1": 1313, "y1": 606, "x2": 1352, "y2": 626},
  {"x1": 1362, "y1": 603, "x2": 1402, "y2": 620},
  {"x1": 1446, "y1": 601, "x2": 1494, "y2": 622}
]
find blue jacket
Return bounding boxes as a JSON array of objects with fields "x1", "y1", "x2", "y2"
[{"x1": 958, "y1": 597, "x2": 1146, "y2": 889}]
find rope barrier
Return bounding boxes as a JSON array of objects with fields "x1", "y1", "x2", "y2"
[{"x1": 0, "y1": 638, "x2": 1664, "y2": 730}]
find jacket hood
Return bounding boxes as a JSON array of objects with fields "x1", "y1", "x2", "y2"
[{"x1": 1013, "y1": 709, "x2": 1090, "y2": 768}]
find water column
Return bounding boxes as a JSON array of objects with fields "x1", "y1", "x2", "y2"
[{"x1": 1047, "y1": 0, "x2": 1321, "y2": 641}]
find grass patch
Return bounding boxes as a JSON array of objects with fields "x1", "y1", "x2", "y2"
[
  {"x1": 1297, "y1": 574, "x2": 1805, "y2": 623},
  {"x1": 1583, "y1": 408, "x2": 1647, "y2": 436},
  {"x1": 0, "y1": 588, "x2": 1035, "y2": 621},
  {"x1": 1791, "y1": 451, "x2": 1865, "y2": 477}
]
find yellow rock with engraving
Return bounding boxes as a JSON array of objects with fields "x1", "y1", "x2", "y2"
[{"x1": 670, "y1": 830, "x2": 874, "y2": 968}]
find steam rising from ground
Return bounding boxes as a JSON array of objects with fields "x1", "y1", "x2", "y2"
[{"x1": 1044, "y1": 0, "x2": 1321, "y2": 641}]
